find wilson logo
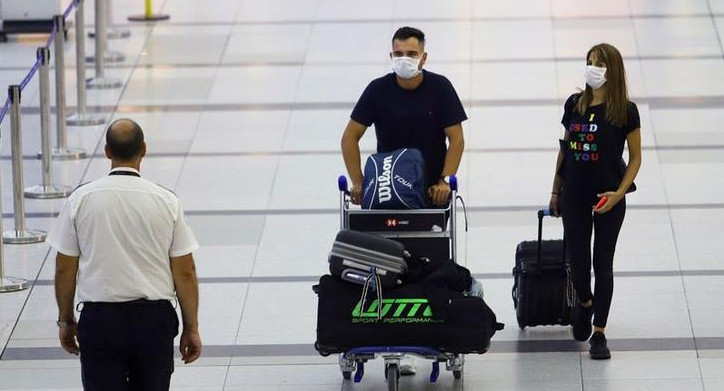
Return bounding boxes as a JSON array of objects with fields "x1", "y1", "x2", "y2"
[
  {"x1": 351, "y1": 298, "x2": 441, "y2": 324},
  {"x1": 377, "y1": 155, "x2": 393, "y2": 203}
]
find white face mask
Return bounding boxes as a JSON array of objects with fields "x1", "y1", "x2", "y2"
[
  {"x1": 585, "y1": 65, "x2": 607, "y2": 89},
  {"x1": 392, "y1": 56, "x2": 421, "y2": 79}
]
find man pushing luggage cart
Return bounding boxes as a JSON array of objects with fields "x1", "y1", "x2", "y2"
[{"x1": 313, "y1": 175, "x2": 503, "y2": 391}]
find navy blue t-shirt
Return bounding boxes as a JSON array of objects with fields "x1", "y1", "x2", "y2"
[
  {"x1": 560, "y1": 93, "x2": 640, "y2": 194},
  {"x1": 351, "y1": 70, "x2": 467, "y2": 187}
]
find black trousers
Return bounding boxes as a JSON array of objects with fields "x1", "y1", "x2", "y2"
[
  {"x1": 77, "y1": 299, "x2": 179, "y2": 391},
  {"x1": 561, "y1": 190, "x2": 626, "y2": 328}
]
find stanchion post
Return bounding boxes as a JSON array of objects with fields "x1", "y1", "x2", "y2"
[
  {"x1": 3, "y1": 86, "x2": 47, "y2": 245},
  {"x1": 88, "y1": 0, "x2": 131, "y2": 39},
  {"x1": 87, "y1": 0, "x2": 122, "y2": 90},
  {"x1": 50, "y1": 15, "x2": 86, "y2": 160},
  {"x1": 85, "y1": 0, "x2": 126, "y2": 64},
  {"x1": 0, "y1": 144, "x2": 28, "y2": 292},
  {"x1": 128, "y1": 0, "x2": 170, "y2": 22},
  {"x1": 67, "y1": 0, "x2": 106, "y2": 126},
  {"x1": 106, "y1": 0, "x2": 131, "y2": 39},
  {"x1": 26, "y1": 47, "x2": 73, "y2": 200}
]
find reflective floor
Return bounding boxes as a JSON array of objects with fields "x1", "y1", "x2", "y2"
[{"x1": 1, "y1": 0, "x2": 724, "y2": 390}]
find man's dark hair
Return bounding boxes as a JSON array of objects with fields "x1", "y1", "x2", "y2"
[
  {"x1": 106, "y1": 119, "x2": 144, "y2": 161},
  {"x1": 392, "y1": 26, "x2": 425, "y2": 47}
]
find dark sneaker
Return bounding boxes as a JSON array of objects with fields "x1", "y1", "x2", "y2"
[
  {"x1": 589, "y1": 332, "x2": 611, "y2": 360},
  {"x1": 399, "y1": 356, "x2": 417, "y2": 376},
  {"x1": 571, "y1": 301, "x2": 593, "y2": 341}
]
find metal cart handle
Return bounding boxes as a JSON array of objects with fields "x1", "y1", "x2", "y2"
[
  {"x1": 338, "y1": 175, "x2": 349, "y2": 193},
  {"x1": 337, "y1": 175, "x2": 457, "y2": 193},
  {"x1": 338, "y1": 175, "x2": 349, "y2": 229},
  {"x1": 336, "y1": 174, "x2": 460, "y2": 242},
  {"x1": 448, "y1": 175, "x2": 458, "y2": 192},
  {"x1": 449, "y1": 175, "x2": 458, "y2": 262}
]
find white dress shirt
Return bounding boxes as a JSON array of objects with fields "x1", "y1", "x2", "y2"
[{"x1": 47, "y1": 167, "x2": 199, "y2": 302}]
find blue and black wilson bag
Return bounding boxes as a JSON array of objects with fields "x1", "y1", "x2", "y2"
[{"x1": 362, "y1": 148, "x2": 427, "y2": 209}]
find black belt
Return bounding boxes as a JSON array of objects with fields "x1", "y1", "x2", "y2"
[{"x1": 80, "y1": 299, "x2": 170, "y2": 309}]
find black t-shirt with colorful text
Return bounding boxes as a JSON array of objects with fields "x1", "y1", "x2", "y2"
[
  {"x1": 560, "y1": 93, "x2": 640, "y2": 193},
  {"x1": 351, "y1": 70, "x2": 468, "y2": 187}
]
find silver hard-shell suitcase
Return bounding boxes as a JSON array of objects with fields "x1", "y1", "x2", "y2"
[{"x1": 329, "y1": 229, "x2": 409, "y2": 289}]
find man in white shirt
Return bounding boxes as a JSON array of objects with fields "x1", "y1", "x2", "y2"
[{"x1": 48, "y1": 118, "x2": 201, "y2": 391}]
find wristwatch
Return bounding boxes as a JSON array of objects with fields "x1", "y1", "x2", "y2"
[
  {"x1": 56, "y1": 319, "x2": 76, "y2": 329},
  {"x1": 439, "y1": 175, "x2": 450, "y2": 184}
]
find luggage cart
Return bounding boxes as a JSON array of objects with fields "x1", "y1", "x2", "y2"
[{"x1": 333, "y1": 174, "x2": 467, "y2": 391}]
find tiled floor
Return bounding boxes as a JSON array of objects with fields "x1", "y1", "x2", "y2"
[{"x1": 1, "y1": 0, "x2": 723, "y2": 390}]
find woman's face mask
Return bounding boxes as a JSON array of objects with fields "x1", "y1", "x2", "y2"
[
  {"x1": 392, "y1": 56, "x2": 421, "y2": 79},
  {"x1": 585, "y1": 65, "x2": 607, "y2": 90}
]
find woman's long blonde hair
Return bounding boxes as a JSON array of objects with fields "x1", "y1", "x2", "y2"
[{"x1": 575, "y1": 43, "x2": 629, "y2": 126}]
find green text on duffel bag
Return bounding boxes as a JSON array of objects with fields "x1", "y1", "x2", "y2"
[{"x1": 351, "y1": 298, "x2": 441, "y2": 323}]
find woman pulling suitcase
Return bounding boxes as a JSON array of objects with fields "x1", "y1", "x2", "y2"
[{"x1": 548, "y1": 43, "x2": 642, "y2": 360}]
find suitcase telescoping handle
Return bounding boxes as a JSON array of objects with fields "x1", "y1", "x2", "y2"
[
  {"x1": 536, "y1": 209, "x2": 546, "y2": 266},
  {"x1": 536, "y1": 209, "x2": 565, "y2": 264}
]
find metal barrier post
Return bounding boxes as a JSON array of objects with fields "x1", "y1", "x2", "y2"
[
  {"x1": 26, "y1": 48, "x2": 73, "y2": 199},
  {"x1": 50, "y1": 15, "x2": 86, "y2": 160},
  {"x1": 87, "y1": 0, "x2": 122, "y2": 90},
  {"x1": 0, "y1": 159, "x2": 28, "y2": 292},
  {"x1": 3, "y1": 86, "x2": 47, "y2": 245},
  {"x1": 67, "y1": 0, "x2": 105, "y2": 126},
  {"x1": 106, "y1": 0, "x2": 131, "y2": 38},
  {"x1": 90, "y1": 0, "x2": 131, "y2": 39},
  {"x1": 128, "y1": 0, "x2": 170, "y2": 21},
  {"x1": 85, "y1": 0, "x2": 126, "y2": 64}
]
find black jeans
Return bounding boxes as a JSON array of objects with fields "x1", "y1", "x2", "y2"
[
  {"x1": 561, "y1": 190, "x2": 626, "y2": 328},
  {"x1": 77, "y1": 299, "x2": 179, "y2": 391}
]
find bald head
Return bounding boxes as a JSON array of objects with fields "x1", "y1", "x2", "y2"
[{"x1": 105, "y1": 119, "x2": 145, "y2": 161}]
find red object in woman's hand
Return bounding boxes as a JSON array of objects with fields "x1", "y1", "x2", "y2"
[{"x1": 594, "y1": 196, "x2": 608, "y2": 210}]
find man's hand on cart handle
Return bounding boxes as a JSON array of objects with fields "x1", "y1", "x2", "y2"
[
  {"x1": 428, "y1": 179, "x2": 451, "y2": 206},
  {"x1": 350, "y1": 183, "x2": 363, "y2": 205}
]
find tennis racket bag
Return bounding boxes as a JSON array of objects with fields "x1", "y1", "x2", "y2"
[{"x1": 362, "y1": 148, "x2": 427, "y2": 209}]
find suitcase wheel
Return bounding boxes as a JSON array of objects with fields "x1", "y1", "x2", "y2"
[{"x1": 516, "y1": 315, "x2": 527, "y2": 330}]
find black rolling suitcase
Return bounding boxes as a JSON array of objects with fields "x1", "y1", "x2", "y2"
[
  {"x1": 329, "y1": 229, "x2": 409, "y2": 289},
  {"x1": 512, "y1": 210, "x2": 574, "y2": 329}
]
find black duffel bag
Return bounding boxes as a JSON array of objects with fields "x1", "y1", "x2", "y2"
[{"x1": 314, "y1": 274, "x2": 503, "y2": 356}]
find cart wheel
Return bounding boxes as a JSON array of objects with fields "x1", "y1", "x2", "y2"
[
  {"x1": 386, "y1": 364, "x2": 399, "y2": 391},
  {"x1": 453, "y1": 370, "x2": 462, "y2": 380},
  {"x1": 342, "y1": 371, "x2": 352, "y2": 380}
]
